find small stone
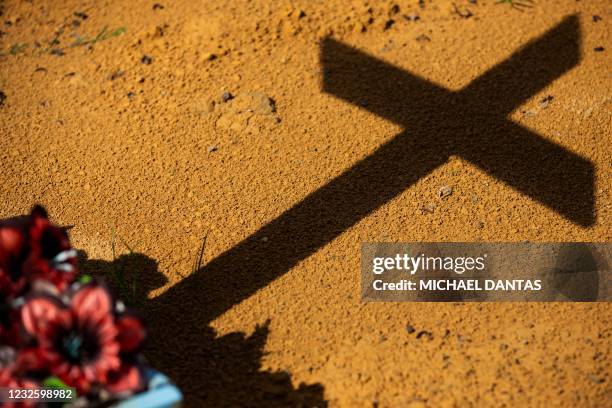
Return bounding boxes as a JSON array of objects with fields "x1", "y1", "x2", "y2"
[
  {"x1": 297, "y1": 10, "x2": 306, "y2": 18},
  {"x1": 50, "y1": 49, "x2": 65, "y2": 56},
  {"x1": 406, "y1": 324, "x2": 416, "y2": 334},
  {"x1": 207, "y1": 145, "x2": 218, "y2": 153},
  {"x1": 153, "y1": 3, "x2": 164, "y2": 10},
  {"x1": 204, "y1": 52, "x2": 217, "y2": 61},
  {"x1": 261, "y1": 236, "x2": 269, "y2": 242},
  {"x1": 141, "y1": 55, "x2": 153, "y2": 65},
  {"x1": 438, "y1": 185, "x2": 453, "y2": 199},
  {"x1": 384, "y1": 19, "x2": 395, "y2": 30},
  {"x1": 539, "y1": 95, "x2": 554, "y2": 109},
  {"x1": 405, "y1": 14, "x2": 420, "y2": 22},
  {"x1": 416, "y1": 34, "x2": 430, "y2": 42},
  {"x1": 74, "y1": 11, "x2": 88, "y2": 20},
  {"x1": 453, "y1": 4, "x2": 473, "y2": 19},
  {"x1": 0, "y1": 90, "x2": 6, "y2": 106},
  {"x1": 389, "y1": 4, "x2": 400, "y2": 15},
  {"x1": 221, "y1": 91, "x2": 233, "y2": 102},
  {"x1": 587, "y1": 373, "x2": 604, "y2": 384},
  {"x1": 474, "y1": 221, "x2": 485, "y2": 229},
  {"x1": 420, "y1": 203, "x2": 435, "y2": 214},
  {"x1": 359, "y1": 99, "x2": 369, "y2": 107},
  {"x1": 109, "y1": 70, "x2": 124, "y2": 80},
  {"x1": 127, "y1": 92, "x2": 135, "y2": 100},
  {"x1": 592, "y1": 15, "x2": 601, "y2": 22},
  {"x1": 471, "y1": 194, "x2": 478, "y2": 204},
  {"x1": 416, "y1": 330, "x2": 433, "y2": 340},
  {"x1": 594, "y1": 46, "x2": 605, "y2": 52},
  {"x1": 522, "y1": 109, "x2": 536, "y2": 118}
]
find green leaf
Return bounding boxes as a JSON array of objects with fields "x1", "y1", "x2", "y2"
[
  {"x1": 78, "y1": 274, "x2": 93, "y2": 284},
  {"x1": 43, "y1": 376, "x2": 69, "y2": 389}
]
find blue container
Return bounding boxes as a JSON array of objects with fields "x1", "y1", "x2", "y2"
[{"x1": 113, "y1": 369, "x2": 182, "y2": 408}]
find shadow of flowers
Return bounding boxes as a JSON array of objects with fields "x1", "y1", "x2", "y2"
[{"x1": 78, "y1": 251, "x2": 327, "y2": 407}]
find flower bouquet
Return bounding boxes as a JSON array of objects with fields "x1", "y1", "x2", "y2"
[{"x1": 0, "y1": 206, "x2": 181, "y2": 407}]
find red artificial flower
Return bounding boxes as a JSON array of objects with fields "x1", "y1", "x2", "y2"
[
  {"x1": 20, "y1": 284, "x2": 146, "y2": 395},
  {"x1": 0, "y1": 223, "x2": 27, "y2": 299},
  {"x1": 0, "y1": 206, "x2": 77, "y2": 300},
  {"x1": 106, "y1": 362, "x2": 145, "y2": 395},
  {"x1": 107, "y1": 313, "x2": 147, "y2": 395},
  {"x1": 0, "y1": 364, "x2": 40, "y2": 408},
  {"x1": 22, "y1": 206, "x2": 77, "y2": 292}
]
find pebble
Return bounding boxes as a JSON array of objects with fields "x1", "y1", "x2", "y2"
[
  {"x1": 420, "y1": 203, "x2": 435, "y2": 214},
  {"x1": 405, "y1": 14, "x2": 420, "y2": 22},
  {"x1": 141, "y1": 55, "x2": 153, "y2": 65},
  {"x1": 50, "y1": 49, "x2": 65, "y2": 56},
  {"x1": 406, "y1": 324, "x2": 416, "y2": 334},
  {"x1": 221, "y1": 91, "x2": 233, "y2": 102},
  {"x1": 438, "y1": 185, "x2": 453, "y2": 199},
  {"x1": 207, "y1": 145, "x2": 218, "y2": 153},
  {"x1": 522, "y1": 109, "x2": 536, "y2": 118},
  {"x1": 109, "y1": 70, "x2": 124, "y2": 80},
  {"x1": 203, "y1": 52, "x2": 217, "y2": 61},
  {"x1": 416, "y1": 34, "x2": 431, "y2": 42},
  {"x1": 153, "y1": 3, "x2": 164, "y2": 10},
  {"x1": 587, "y1": 374, "x2": 604, "y2": 384},
  {"x1": 592, "y1": 15, "x2": 601, "y2": 22},
  {"x1": 416, "y1": 330, "x2": 433, "y2": 340},
  {"x1": 539, "y1": 95, "x2": 553, "y2": 109},
  {"x1": 127, "y1": 92, "x2": 135, "y2": 100},
  {"x1": 0, "y1": 91, "x2": 5, "y2": 106},
  {"x1": 453, "y1": 4, "x2": 473, "y2": 19},
  {"x1": 594, "y1": 46, "x2": 604, "y2": 52},
  {"x1": 74, "y1": 11, "x2": 88, "y2": 20}
]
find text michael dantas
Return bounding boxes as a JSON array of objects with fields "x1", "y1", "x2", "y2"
[{"x1": 370, "y1": 253, "x2": 542, "y2": 292}]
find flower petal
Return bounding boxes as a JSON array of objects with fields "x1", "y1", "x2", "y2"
[
  {"x1": 15, "y1": 348, "x2": 48, "y2": 373},
  {"x1": 21, "y1": 297, "x2": 69, "y2": 340},
  {"x1": 0, "y1": 226, "x2": 25, "y2": 257},
  {"x1": 106, "y1": 364, "x2": 145, "y2": 394},
  {"x1": 71, "y1": 285, "x2": 113, "y2": 325},
  {"x1": 116, "y1": 315, "x2": 146, "y2": 354}
]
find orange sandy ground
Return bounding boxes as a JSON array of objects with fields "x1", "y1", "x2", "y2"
[{"x1": 1, "y1": 0, "x2": 611, "y2": 406}]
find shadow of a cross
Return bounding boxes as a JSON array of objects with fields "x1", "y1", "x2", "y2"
[
  {"x1": 146, "y1": 15, "x2": 594, "y2": 402},
  {"x1": 322, "y1": 14, "x2": 593, "y2": 228}
]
